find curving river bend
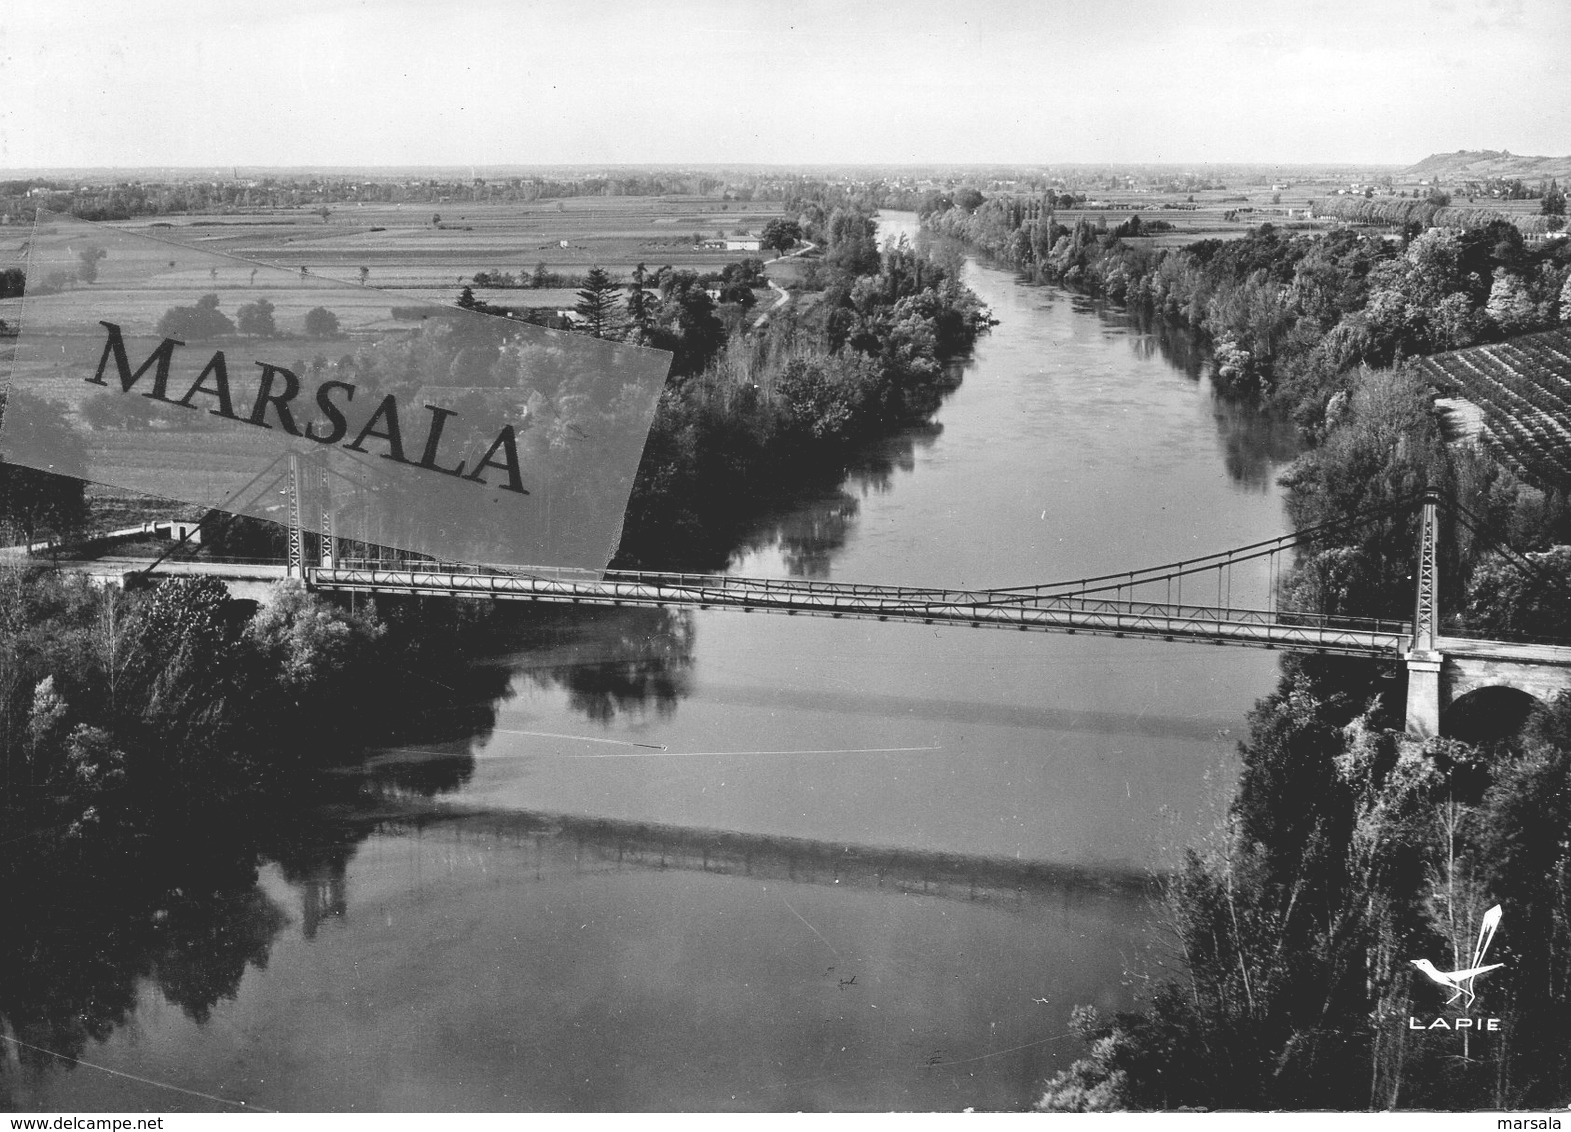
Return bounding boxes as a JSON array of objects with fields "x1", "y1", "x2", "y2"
[{"x1": 14, "y1": 213, "x2": 1302, "y2": 1112}]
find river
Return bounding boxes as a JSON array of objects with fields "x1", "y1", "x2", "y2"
[{"x1": 8, "y1": 214, "x2": 1301, "y2": 1112}]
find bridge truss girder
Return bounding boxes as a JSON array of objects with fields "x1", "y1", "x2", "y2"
[{"x1": 308, "y1": 565, "x2": 1411, "y2": 658}]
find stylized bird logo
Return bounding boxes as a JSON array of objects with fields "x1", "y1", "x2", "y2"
[{"x1": 1410, "y1": 904, "x2": 1504, "y2": 1008}]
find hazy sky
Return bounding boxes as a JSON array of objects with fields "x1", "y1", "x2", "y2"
[{"x1": 2, "y1": 0, "x2": 1567, "y2": 169}]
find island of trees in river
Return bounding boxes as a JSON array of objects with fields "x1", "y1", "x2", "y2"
[{"x1": 0, "y1": 196, "x2": 999, "y2": 1106}]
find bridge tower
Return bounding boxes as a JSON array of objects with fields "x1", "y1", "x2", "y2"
[
  {"x1": 318, "y1": 459, "x2": 336, "y2": 570},
  {"x1": 285, "y1": 451, "x2": 305, "y2": 580},
  {"x1": 283, "y1": 450, "x2": 338, "y2": 576},
  {"x1": 1404, "y1": 489, "x2": 1443, "y2": 737}
]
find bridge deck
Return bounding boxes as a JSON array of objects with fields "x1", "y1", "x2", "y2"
[
  {"x1": 1436, "y1": 635, "x2": 1571, "y2": 667},
  {"x1": 308, "y1": 564, "x2": 1413, "y2": 657}
]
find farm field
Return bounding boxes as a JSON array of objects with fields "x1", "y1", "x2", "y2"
[
  {"x1": 10, "y1": 176, "x2": 1551, "y2": 547},
  {"x1": 0, "y1": 198, "x2": 796, "y2": 545},
  {"x1": 0, "y1": 197, "x2": 790, "y2": 333},
  {"x1": 1023, "y1": 179, "x2": 1555, "y2": 249},
  {"x1": 1046, "y1": 183, "x2": 1336, "y2": 247},
  {"x1": 104, "y1": 196, "x2": 796, "y2": 293},
  {"x1": 1416, "y1": 326, "x2": 1571, "y2": 488}
]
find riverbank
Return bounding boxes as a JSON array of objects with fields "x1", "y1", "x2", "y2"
[
  {"x1": 924, "y1": 194, "x2": 1571, "y2": 442},
  {"x1": 0, "y1": 209, "x2": 997, "y2": 816},
  {"x1": 5, "y1": 217, "x2": 1302, "y2": 1112},
  {"x1": 911, "y1": 203, "x2": 1571, "y2": 1109},
  {"x1": 613, "y1": 232, "x2": 995, "y2": 569}
]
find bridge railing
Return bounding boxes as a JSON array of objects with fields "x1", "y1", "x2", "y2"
[
  {"x1": 1435, "y1": 625, "x2": 1571, "y2": 648},
  {"x1": 111, "y1": 554, "x2": 1414, "y2": 651},
  {"x1": 309, "y1": 561, "x2": 1413, "y2": 647}
]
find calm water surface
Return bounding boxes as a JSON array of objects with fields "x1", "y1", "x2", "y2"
[{"x1": 13, "y1": 214, "x2": 1300, "y2": 1112}]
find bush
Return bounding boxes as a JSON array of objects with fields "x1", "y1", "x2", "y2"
[
  {"x1": 303, "y1": 306, "x2": 341, "y2": 337},
  {"x1": 156, "y1": 294, "x2": 235, "y2": 340},
  {"x1": 235, "y1": 298, "x2": 278, "y2": 337}
]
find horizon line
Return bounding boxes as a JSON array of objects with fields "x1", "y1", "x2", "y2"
[{"x1": 1, "y1": 159, "x2": 1454, "y2": 176}]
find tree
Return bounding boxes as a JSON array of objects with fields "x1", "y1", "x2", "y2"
[
  {"x1": 761, "y1": 218, "x2": 802, "y2": 258},
  {"x1": 81, "y1": 391, "x2": 155, "y2": 431},
  {"x1": 119, "y1": 575, "x2": 242, "y2": 760},
  {"x1": 574, "y1": 266, "x2": 623, "y2": 338},
  {"x1": 235, "y1": 297, "x2": 278, "y2": 337},
  {"x1": 156, "y1": 293, "x2": 235, "y2": 340},
  {"x1": 75, "y1": 247, "x2": 106, "y2": 284},
  {"x1": 1542, "y1": 179, "x2": 1566, "y2": 217},
  {"x1": 303, "y1": 306, "x2": 341, "y2": 337},
  {"x1": 241, "y1": 580, "x2": 385, "y2": 735},
  {"x1": 0, "y1": 391, "x2": 88, "y2": 550},
  {"x1": 824, "y1": 208, "x2": 881, "y2": 277},
  {"x1": 625, "y1": 262, "x2": 655, "y2": 343},
  {"x1": 954, "y1": 188, "x2": 985, "y2": 212},
  {"x1": 1485, "y1": 268, "x2": 1534, "y2": 334},
  {"x1": 1464, "y1": 547, "x2": 1571, "y2": 639},
  {"x1": 648, "y1": 272, "x2": 723, "y2": 375}
]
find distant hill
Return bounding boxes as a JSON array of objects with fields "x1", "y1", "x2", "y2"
[{"x1": 1407, "y1": 150, "x2": 1571, "y2": 180}]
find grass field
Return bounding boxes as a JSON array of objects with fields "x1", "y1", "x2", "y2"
[
  {"x1": 1007, "y1": 178, "x2": 1557, "y2": 249},
  {"x1": 4, "y1": 198, "x2": 794, "y2": 543},
  {"x1": 101, "y1": 197, "x2": 795, "y2": 291}
]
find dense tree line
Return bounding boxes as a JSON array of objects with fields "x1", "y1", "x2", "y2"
[
  {"x1": 0, "y1": 173, "x2": 738, "y2": 222},
  {"x1": 449, "y1": 207, "x2": 993, "y2": 566},
  {"x1": 1310, "y1": 195, "x2": 1558, "y2": 235},
  {"x1": 924, "y1": 192, "x2": 1571, "y2": 1107},
  {"x1": 1031, "y1": 364, "x2": 1571, "y2": 1109},
  {"x1": 926, "y1": 194, "x2": 1571, "y2": 446},
  {"x1": 0, "y1": 562, "x2": 544, "y2": 1093},
  {"x1": 613, "y1": 211, "x2": 994, "y2": 567},
  {"x1": 0, "y1": 570, "x2": 519, "y2": 825}
]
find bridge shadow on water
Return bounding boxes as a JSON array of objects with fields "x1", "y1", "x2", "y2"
[
  {"x1": 371, "y1": 801, "x2": 1156, "y2": 904},
  {"x1": 0, "y1": 591, "x2": 1176, "y2": 1100},
  {"x1": 0, "y1": 776, "x2": 1153, "y2": 1106}
]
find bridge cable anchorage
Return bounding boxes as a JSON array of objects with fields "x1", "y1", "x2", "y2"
[
  {"x1": 134, "y1": 452, "x2": 290, "y2": 580},
  {"x1": 1452, "y1": 499, "x2": 1571, "y2": 603}
]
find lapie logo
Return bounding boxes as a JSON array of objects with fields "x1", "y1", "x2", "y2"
[{"x1": 1407, "y1": 903, "x2": 1505, "y2": 1032}]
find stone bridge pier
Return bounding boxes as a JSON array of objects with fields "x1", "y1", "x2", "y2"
[
  {"x1": 1407, "y1": 640, "x2": 1571, "y2": 738},
  {"x1": 1403, "y1": 492, "x2": 1571, "y2": 737}
]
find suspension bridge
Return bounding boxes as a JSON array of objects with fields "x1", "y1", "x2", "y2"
[{"x1": 60, "y1": 485, "x2": 1571, "y2": 740}]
